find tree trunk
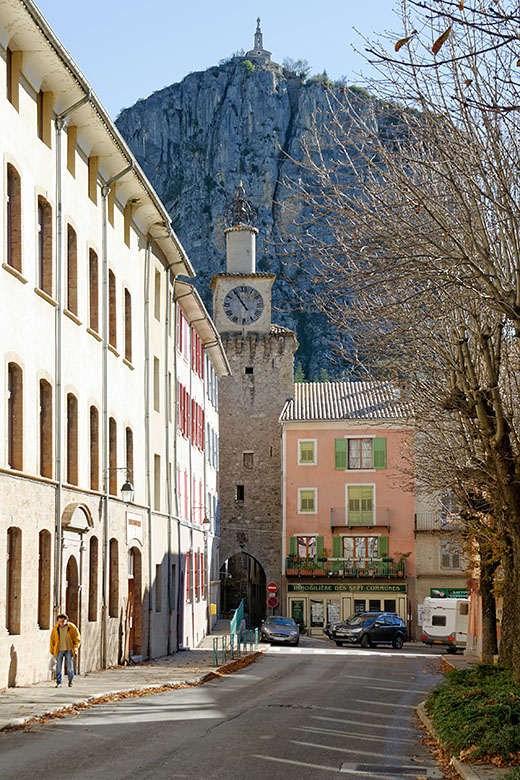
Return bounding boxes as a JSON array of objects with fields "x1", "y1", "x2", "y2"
[
  {"x1": 499, "y1": 528, "x2": 520, "y2": 681},
  {"x1": 479, "y1": 543, "x2": 498, "y2": 664}
]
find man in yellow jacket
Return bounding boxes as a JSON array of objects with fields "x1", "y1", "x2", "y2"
[{"x1": 49, "y1": 614, "x2": 81, "y2": 687}]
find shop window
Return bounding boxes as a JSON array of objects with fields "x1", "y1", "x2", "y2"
[
  {"x1": 37, "y1": 196, "x2": 53, "y2": 295},
  {"x1": 6, "y1": 527, "x2": 22, "y2": 634},
  {"x1": 354, "y1": 600, "x2": 366, "y2": 614},
  {"x1": 6, "y1": 163, "x2": 22, "y2": 271},
  {"x1": 38, "y1": 530, "x2": 51, "y2": 629},
  {"x1": 7, "y1": 362, "x2": 23, "y2": 470},
  {"x1": 384, "y1": 599, "x2": 396, "y2": 613},
  {"x1": 298, "y1": 488, "x2": 316, "y2": 513},
  {"x1": 108, "y1": 538, "x2": 119, "y2": 617},
  {"x1": 89, "y1": 406, "x2": 99, "y2": 490},
  {"x1": 66, "y1": 224, "x2": 77, "y2": 314},
  {"x1": 89, "y1": 250, "x2": 99, "y2": 332},
  {"x1": 298, "y1": 440, "x2": 316, "y2": 465},
  {"x1": 369, "y1": 599, "x2": 381, "y2": 612},
  {"x1": 88, "y1": 536, "x2": 98, "y2": 622},
  {"x1": 39, "y1": 379, "x2": 52, "y2": 478}
]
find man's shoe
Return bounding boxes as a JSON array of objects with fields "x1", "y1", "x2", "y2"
[
  {"x1": 68, "y1": 681, "x2": 72, "y2": 687},
  {"x1": 55, "y1": 683, "x2": 61, "y2": 688}
]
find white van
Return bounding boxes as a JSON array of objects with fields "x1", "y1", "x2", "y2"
[{"x1": 421, "y1": 597, "x2": 469, "y2": 653}]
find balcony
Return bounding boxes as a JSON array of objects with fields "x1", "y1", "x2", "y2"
[
  {"x1": 285, "y1": 556, "x2": 406, "y2": 579},
  {"x1": 330, "y1": 506, "x2": 390, "y2": 530},
  {"x1": 415, "y1": 512, "x2": 463, "y2": 532}
]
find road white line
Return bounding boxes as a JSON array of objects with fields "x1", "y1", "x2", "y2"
[
  {"x1": 310, "y1": 705, "x2": 413, "y2": 721},
  {"x1": 363, "y1": 685, "x2": 427, "y2": 693},
  {"x1": 351, "y1": 699, "x2": 415, "y2": 708},
  {"x1": 294, "y1": 726, "x2": 417, "y2": 744},
  {"x1": 312, "y1": 716, "x2": 414, "y2": 731},
  {"x1": 253, "y1": 755, "x2": 339, "y2": 773},
  {"x1": 292, "y1": 739, "x2": 408, "y2": 760}
]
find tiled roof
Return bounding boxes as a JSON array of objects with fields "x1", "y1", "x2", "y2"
[
  {"x1": 270, "y1": 323, "x2": 296, "y2": 335},
  {"x1": 280, "y1": 381, "x2": 411, "y2": 422}
]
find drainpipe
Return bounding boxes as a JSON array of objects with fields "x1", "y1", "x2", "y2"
[
  {"x1": 100, "y1": 163, "x2": 133, "y2": 669},
  {"x1": 165, "y1": 271, "x2": 173, "y2": 655},
  {"x1": 145, "y1": 238, "x2": 153, "y2": 661},
  {"x1": 53, "y1": 91, "x2": 91, "y2": 619},
  {"x1": 172, "y1": 285, "x2": 183, "y2": 650}
]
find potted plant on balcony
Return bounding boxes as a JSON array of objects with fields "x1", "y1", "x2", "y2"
[
  {"x1": 286, "y1": 555, "x2": 300, "y2": 576},
  {"x1": 313, "y1": 554, "x2": 328, "y2": 577},
  {"x1": 394, "y1": 551, "x2": 411, "y2": 577},
  {"x1": 299, "y1": 557, "x2": 315, "y2": 576}
]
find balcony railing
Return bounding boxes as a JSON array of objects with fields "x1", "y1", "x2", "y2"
[
  {"x1": 415, "y1": 512, "x2": 463, "y2": 532},
  {"x1": 330, "y1": 506, "x2": 390, "y2": 529},
  {"x1": 285, "y1": 556, "x2": 406, "y2": 578}
]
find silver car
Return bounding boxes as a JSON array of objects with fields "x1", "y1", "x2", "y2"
[{"x1": 260, "y1": 616, "x2": 300, "y2": 646}]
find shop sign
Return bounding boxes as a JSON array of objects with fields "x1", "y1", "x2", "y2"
[
  {"x1": 430, "y1": 587, "x2": 468, "y2": 598},
  {"x1": 288, "y1": 583, "x2": 406, "y2": 593}
]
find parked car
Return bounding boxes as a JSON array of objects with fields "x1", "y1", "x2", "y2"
[
  {"x1": 326, "y1": 612, "x2": 408, "y2": 649},
  {"x1": 421, "y1": 597, "x2": 469, "y2": 654},
  {"x1": 260, "y1": 616, "x2": 300, "y2": 646}
]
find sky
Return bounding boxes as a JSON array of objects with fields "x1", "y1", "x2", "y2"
[{"x1": 35, "y1": 1, "x2": 403, "y2": 118}]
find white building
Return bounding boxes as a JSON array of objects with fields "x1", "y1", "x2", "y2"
[{"x1": 0, "y1": 0, "x2": 228, "y2": 686}]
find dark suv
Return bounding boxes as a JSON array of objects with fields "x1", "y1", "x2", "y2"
[{"x1": 325, "y1": 612, "x2": 408, "y2": 649}]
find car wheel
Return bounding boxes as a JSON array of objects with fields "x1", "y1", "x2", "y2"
[
  {"x1": 335, "y1": 641, "x2": 344, "y2": 647},
  {"x1": 445, "y1": 646, "x2": 457, "y2": 655},
  {"x1": 360, "y1": 634, "x2": 371, "y2": 649},
  {"x1": 392, "y1": 635, "x2": 404, "y2": 650}
]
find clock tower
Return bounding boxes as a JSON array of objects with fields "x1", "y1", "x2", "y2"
[{"x1": 211, "y1": 184, "x2": 298, "y2": 622}]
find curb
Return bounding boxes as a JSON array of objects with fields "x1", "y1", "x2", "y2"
[
  {"x1": 416, "y1": 702, "x2": 506, "y2": 780},
  {"x1": 0, "y1": 650, "x2": 264, "y2": 733}
]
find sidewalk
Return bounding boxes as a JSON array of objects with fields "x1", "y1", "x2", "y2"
[
  {"x1": 0, "y1": 621, "x2": 261, "y2": 732},
  {"x1": 418, "y1": 652, "x2": 511, "y2": 780}
]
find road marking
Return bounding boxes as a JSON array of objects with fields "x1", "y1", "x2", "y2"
[
  {"x1": 294, "y1": 726, "x2": 417, "y2": 744},
  {"x1": 253, "y1": 754, "x2": 339, "y2": 773},
  {"x1": 267, "y1": 646, "x2": 441, "y2": 659},
  {"x1": 307, "y1": 704, "x2": 414, "y2": 721},
  {"x1": 351, "y1": 699, "x2": 415, "y2": 708},
  {"x1": 291, "y1": 739, "x2": 413, "y2": 760},
  {"x1": 339, "y1": 763, "x2": 442, "y2": 777},
  {"x1": 313, "y1": 716, "x2": 414, "y2": 731},
  {"x1": 363, "y1": 685, "x2": 427, "y2": 693}
]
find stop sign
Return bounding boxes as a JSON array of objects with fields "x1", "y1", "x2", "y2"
[
  {"x1": 266, "y1": 582, "x2": 278, "y2": 594},
  {"x1": 267, "y1": 596, "x2": 279, "y2": 608}
]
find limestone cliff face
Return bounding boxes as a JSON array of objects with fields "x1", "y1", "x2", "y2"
[{"x1": 116, "y1": 58, "x2": 347, "y2": 376}]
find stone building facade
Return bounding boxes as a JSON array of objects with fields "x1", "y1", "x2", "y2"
[{"x1": 211, "y1": 186, "x2": 298, "y2": 611}]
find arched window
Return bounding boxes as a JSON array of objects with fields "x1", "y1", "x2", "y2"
[
  {"x1": 109, "y1": 538, "x2": 119, "y2": 617},
  {"x1": 7, "y1": 362, "x2": 23, "y2": 470},
  {"x1": 88, "y1": 536, "x2": 98, "y2": 622},
  {"x1": 124, "y1": 288, "x2": 132, "y2": 363},
  {"x1": 39, "y1": 379, "x2": 52, "y2": 478},
  {"x1": 89, "y1": 249, "x2": 99, "y2": 332},
  {"x1": 89, "y1": 406, "x2": 99, "y2": 490},
  {"x1": 37, "y1": 196, "x2": 52, "y2": 295},
  {"x1": 66, "y1": 224, "x2": 77, "y2": 315},
  {"x1": 38, "y1": 530, "x2": 51, "y2": 629},
  {"x1": 66, "y1": 393, "x2": 78, "y2": 485},
  {"x1": 125, "y1": 426, "x2": 134, "y2": 482},
  {"x1": 108, "y1": 269, "x2": 117, "y2": 347},
  {"x1": 109, "y1": 417, "x2": 117, "y2": 495},
  {"x1": 6, "y1": 527, "x2": 22, "y2": 634},
  {"x1": 6, "y1": 164, "x2": 21, "y2": 272}
]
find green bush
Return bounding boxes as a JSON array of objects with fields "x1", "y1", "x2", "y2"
[
  {"x1": 504, "y1": 768, "x2": 520, "y2": 779},
  {"x1": 426, "y1": 665, "x2": 520, "y2": 760}
]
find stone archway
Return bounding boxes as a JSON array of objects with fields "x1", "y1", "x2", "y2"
[
  {"x1": 220, "y1": 552, "x2": 267, "y2": 627},
  {"x1": 65, "y1": 555, "x2": 79, "y2": 625}
]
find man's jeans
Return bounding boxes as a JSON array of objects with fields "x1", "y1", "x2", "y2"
[{"x1": 56, "y1": 650, "x2": 74, "y2": 685}]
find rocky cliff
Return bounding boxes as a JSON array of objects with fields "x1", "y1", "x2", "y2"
[{"x1": 116, "y1": 56, "x2": 359, "y2": 376}]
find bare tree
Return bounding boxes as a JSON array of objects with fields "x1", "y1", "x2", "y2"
[{"x1": 284, "y1": 33, "x2": 520, "y2": 675}]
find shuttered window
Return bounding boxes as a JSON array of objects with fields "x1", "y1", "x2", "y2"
[
  {"x1": 334, "y1": 439, "x2": 347, "y2": 469},
  {"x1": 347, "y1": 486, "x2": 374, "y2": 525},
  {"x1": 299, "y1": 488, "x2": 317, "y2": 513},
  {"x1": 298, "y1": 440, "x2": 316, "y2": 465},
  {"x1": 373, "y1": 438, "x2": 387, "y2": 469}
]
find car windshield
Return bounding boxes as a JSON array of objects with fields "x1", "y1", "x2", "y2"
[
  {"x1": 265, "y1": 617, "x2": 295, "y2": 627},
  {"x1": 345, "y1": 615, "x2": 375, "y2": 627}
]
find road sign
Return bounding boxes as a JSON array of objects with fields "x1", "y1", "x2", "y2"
[
  {"x1": 267, "y1": 595, "x2": 279, "y2": 609},
  {"x1": 266, "y1": 582, "x2": 278, "y2": 594}
]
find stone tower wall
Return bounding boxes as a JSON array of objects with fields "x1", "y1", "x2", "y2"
[{"x1": 218, "y1": 330, "x2": 296, "y2": 589}]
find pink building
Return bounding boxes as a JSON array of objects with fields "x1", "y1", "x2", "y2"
[{"x1": 280, "y1": 382, "x2": 416, "y2": 637}]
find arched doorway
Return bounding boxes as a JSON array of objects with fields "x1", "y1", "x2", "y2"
[
  {"x1": 65, "y1": 556, "x2": 79, "y2": 626},
  {"x1": 220, "y1": 553, "x2": 267, "y2": 627},
  {"x1": 127, "y1": 547, "x2": 142, "y2": 659}
]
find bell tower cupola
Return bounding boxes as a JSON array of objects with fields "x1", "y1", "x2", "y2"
[{"x1": 224, "y1": 181, "x2": 258, "y2": 274}]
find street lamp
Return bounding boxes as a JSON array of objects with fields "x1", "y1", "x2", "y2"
[{"x1": 107, "y1": 468, "x2": 135, "y2": 503}]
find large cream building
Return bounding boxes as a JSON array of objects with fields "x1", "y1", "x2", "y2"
[{"x1": 0, "y1": 0, "x2": 229, "y2": 687}]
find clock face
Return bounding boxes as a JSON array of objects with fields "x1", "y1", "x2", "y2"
[{"x1": 223, "y1": 285, "x2": 264, "y2": 325}]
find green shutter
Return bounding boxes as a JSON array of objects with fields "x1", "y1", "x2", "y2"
[
  {"x1": 373, "y1": 437, "x2": 386, "y2": 469},
  {"x1": 361, "y1": 486, "x2": 374, "y2": 525},
  {"x1": 347, "y1": 486, "x2": 361, "y2": 525},
  {"x1": 332, "y1": 536, "x2": 342, "y2": 558},
  {"x1": 335, "y1": 438, "x2": 347, "y2": 469},
  {"x1": 378, "y1": 536, "x2": 389, "y2": 557},
  {"x1": 316, "y1": 536, "x2": 324, "y2": 560},
  {"x1": 289, "y1": 537, "x2": 297, "y2": 557}
]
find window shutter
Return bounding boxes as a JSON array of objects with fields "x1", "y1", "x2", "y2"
[
  {"x1": 335, "y1": 438, "x2": 347, "y2": 469},
  {"x1": 347, "y1": 486, "x2": 361, "y2": 525},
  {"x1": 373, "y1": 437, "x2": 387, "y2": 469},
  {"x1": 378, "y1": 536, "x2": 389, "y2": 557},
  {"x1": 332, "y1": 536, "x2": 342, "y2": 558},
  {"x1": 316, "y1": 536, "x2": 324, "y2": 560},
  {"x1": 361, "y1": 486, "x2": 374, "y2": 525},
  {"x1": 289, "y1": 537, "x2": 297, "y2": 557}
]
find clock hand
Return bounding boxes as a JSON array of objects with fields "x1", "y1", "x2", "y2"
[{"x1": 233, "y1": 290, "x2": 249, "y2": 310}]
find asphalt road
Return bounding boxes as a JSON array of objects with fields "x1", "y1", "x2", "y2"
[{"x1": 0, "y1": 639, "x2": 446, "y2": 780}]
